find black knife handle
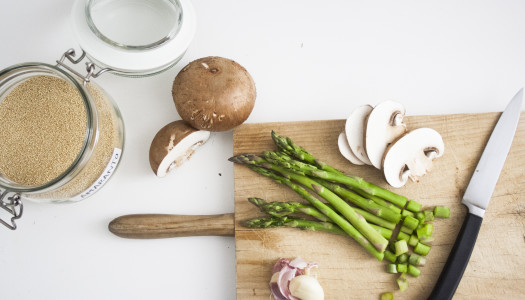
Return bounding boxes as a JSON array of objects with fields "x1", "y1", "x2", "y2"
[{"x1": 428, "y1": 212, "x2": 483, "y2": 300}]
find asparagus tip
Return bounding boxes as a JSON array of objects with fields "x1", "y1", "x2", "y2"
[{"x1": 248, "y1": 197, "x2": 266, "y2": 208}]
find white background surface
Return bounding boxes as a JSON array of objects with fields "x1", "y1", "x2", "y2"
[{"x1": 1, "y1": 0, "x2": 525, "y2": 299}]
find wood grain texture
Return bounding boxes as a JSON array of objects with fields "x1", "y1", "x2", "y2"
[
  {"x1": 108, "y1": 213, "x2": 235, "y2": 239},
  {"x1": 233, "y1": 112, "x2": 525, "y2": 300}
]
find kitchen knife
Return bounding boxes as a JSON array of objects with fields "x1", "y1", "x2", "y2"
[{"x1": 428, "y1": 89, "x2": 523, "y2": 300}]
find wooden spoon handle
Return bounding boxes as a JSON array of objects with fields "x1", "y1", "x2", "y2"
[{"x1": 108, "y1": 213, "x2": 235, "y2": 239}]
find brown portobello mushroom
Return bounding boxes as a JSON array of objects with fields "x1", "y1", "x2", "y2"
[
  {"x1": 149, "y1": 120, "x2": 210, "y2": 177},
  {"x1": 172, "y1": 56, "x2": 256, "y2": 131}
]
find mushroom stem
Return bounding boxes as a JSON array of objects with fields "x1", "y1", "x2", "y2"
[{"x1": 392, "y1": 112, "x2": 404, "y2": 126}]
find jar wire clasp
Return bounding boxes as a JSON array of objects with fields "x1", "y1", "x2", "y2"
[
  {"x1": 56, "y1": 48, "x2": 113, "y2": 84},
  {"x1": 0, "y1": 190, "x2": 23, "y2": 230}
]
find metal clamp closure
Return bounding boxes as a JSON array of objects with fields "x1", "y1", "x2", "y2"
[
  {"x1": 0, "y1": 190, "x2": 23, "y2": 230},
  {"x1": 56, "y1": 48, "x2": 113, "y2": 84}
]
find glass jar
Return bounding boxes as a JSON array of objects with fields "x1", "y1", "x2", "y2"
[
  {"x1": 0, "y1": 0, "x2": 196, "y2": 230},
  {"x1": 74, "y1": 0, "x2": 196, "y2": 76}
]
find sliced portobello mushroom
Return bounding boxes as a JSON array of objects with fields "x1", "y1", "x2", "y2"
[
  {"x1": 344, "y1": 104, "x2": 373, "y2": 165},
  {"x1": 365, "y1": 100, "x2": 407, "y2": 169},
  {"x1": 382, "y1": 127, "x2": 444, "y2": 188},
  {"x1": 338, "y1": 131, "x2": 365, "y2": 165},
  {"x1": 149, "y1": 120, "x2": 210, "y2": 177}
]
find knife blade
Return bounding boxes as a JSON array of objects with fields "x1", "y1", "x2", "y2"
[{"x1": 428, "y1": 89, "x2": 523, "y2": 300}]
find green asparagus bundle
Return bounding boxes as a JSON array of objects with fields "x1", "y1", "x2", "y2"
[
  {"x1": 229, "y1": 130, "x2": 450, "y2": 294},
  {"x1": 232, "y1": 161, "x2": 386, "y2": 260},
  {"x1": 229, "y1": 132, "x2": 411, "y2": 259}
]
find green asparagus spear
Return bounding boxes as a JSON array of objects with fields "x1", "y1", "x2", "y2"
[
  {"x1": 248, "y1": 197, "x2": 331, "y2": 222},
  {"x1": 243, "y1": 216, "x2": 346, "y2": 233},
  {"x1": 316, "y1": 179, "x2": 402, "y2": 224},
  {"x1": 351, "y1": 188, "x2": 402, "y2": 214}
]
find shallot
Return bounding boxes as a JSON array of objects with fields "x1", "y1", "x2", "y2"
[{"x1": 269, "y1": 258, "x2": 324, "y2": 300}]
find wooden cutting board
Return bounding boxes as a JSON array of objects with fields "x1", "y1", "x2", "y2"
[{"x1": 232, "y1": 112, "x2": 525, "y2": 299}]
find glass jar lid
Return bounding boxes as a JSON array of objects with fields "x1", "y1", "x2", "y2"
[{"x1": 72, "y1": 0, "x2": 196, "y2": 76}]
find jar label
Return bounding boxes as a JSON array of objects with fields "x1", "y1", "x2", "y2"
[{"x1": 71, "y1": 148, "x2": 122, "y2": 201}]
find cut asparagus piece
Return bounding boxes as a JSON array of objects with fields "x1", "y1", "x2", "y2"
[
  {"x1": 414, "y1": 242, "x2": 431, "y2": 256},
  {"x1": 419, "y1": 236, "x2": 435, "y2": 244},
  {"x1": 401, "y1": 209, "x2": 415, "y2": 218},
  {"x1": 423, "y1": 210, "x2": 434, "y2": 222},
  {"x1": 397, "y1": 263, "x2": 408, "y2": 273},
  {"x1": 381, "y1": 292, "x2": 394, "y2": 300},
  {"x1": 402, "y1": 216, "x2": 419, "y2": 231},
  {"x1": 400, "y1": 226, "x2": 414, "y2": 235},
  {"x1": 416, "y1": 223, "x2": 433, "y2": 239},
  {"x1": 397, "y1": 253, "x2": 409, "y2": 264},
  {"x1": 406, "y1": 200, "x2": 422, "y2": 212},
  {"x1": 408, "y1": 254, "x2": 427, "y2": 267},
  {"x1": 408, "y1": 235, "x2": 419, "y2": 247},
  {"x1": 395, "y1": 240, "x2": 409, "y2": 256},
  {"x1": 397, "y1": 231, "x2": 410, "y2": 242},
  {"x1": 384, "y1": 250, "x2": 397, "y2": 263},
  {"x1": 387, "y1": 264, "x2": 398, "y2": 274},
  {"x1": 407, "y1": 265, "x2": 421, "y2": 277},
  {"x1": 434, "y1": 206, "x2": 450, "y2": 218},
  {"x1": 396, "y1": 274, "x2": 409, "y2": 291},
  {"x1": 415, "y1": 212, "x2": 425, "y2": 224}
]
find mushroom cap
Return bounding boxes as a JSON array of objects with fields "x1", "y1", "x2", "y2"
[
  {"x1": 344, "y1": 104, "x2": 373, "y2": 165},
  {"x1": 172, "y1": 56, "x2": 256, "y2": 132},
  {"x1": 382, "y1": 127, "x2": 444, "y2": 188},
  {"x1": 149, "y1": 120, "x2": 210, "y2": 177},
  {"x1": 365, "y1": 100, "x2": 407, "y2": 169},
  {"x1": 338, "y1": 131, "x2": 364, "y2": 165}
]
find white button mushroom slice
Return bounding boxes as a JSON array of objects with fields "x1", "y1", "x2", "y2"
[
  {"x1": 149, "y1": 120, "x2": 211, "y2": 177},
  {"x1": 365, "y1": 100, "x2": 407, "y2": 169},
  {"x1": 344, "y1": 104, "x2": 373, "y2": 165},
  {"x1": 338, "y1": 131, "x2": 365, "y2": 165},
  {"x1": 382, "y1": 127, "x2": 445, "y2": 188}
]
